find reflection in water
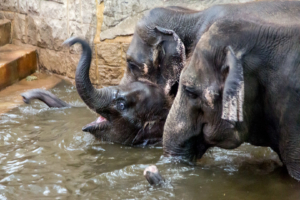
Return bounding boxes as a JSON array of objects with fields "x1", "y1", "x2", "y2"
[{"x1": 0, "y1": 80, "x2": 299, "y2": 199}]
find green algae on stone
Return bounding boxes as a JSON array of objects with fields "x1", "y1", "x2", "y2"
[{"x1": 26, "y1": 75, "x2": 38, "y2": 81}]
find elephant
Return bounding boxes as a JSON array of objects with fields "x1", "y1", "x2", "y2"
[
  {"x1": 21, "y1": 89, "x2": 73, "y2": 108},
  {"x1": 62, "y1": 2, "x2": 300, "y2": 146},
  {"x1": 21, "y1": 85, "x2": 169, "y2": 146},
  {"x1": 63, "y1": 37, "x2": 171, "y2": 146},
  {"x1": 163, "y1": 17, "x2": 300, "y2": 181},
  {"x1": 124, "y1": 1, "x2": 300, "y2": 99}
]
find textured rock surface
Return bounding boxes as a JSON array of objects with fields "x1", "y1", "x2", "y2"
[
  {"x1": 69, "y1": 22, "x2": 96, "y2": 54},
  {"x1": 37, "y1": 18, "x2": 68, "y2": 51},
  {"x1": 82, "y1": 0, "x2": 98, "y2": 26},
  {"x1": 0, "y1": 11, "x2": 15, "y2": 20},
  {"x1": 0, "y1": 0, "x2": 18, "y2": 12},
  {"x1": 13, "y1": 14, "x2": 27, "y2": 43},
  {"x1": 19, "y1": 0, "x2": 28, "y2": 14},
  {"x1": 40, "y1": 0, "x2": 67, "y2": 20},
  {"x1": 96, "y1": 43, "x2": 123, "y2": 66},
  {"x1": 69, "y1": 0, "x2": 81, "y2": 23},
  {"x1": 28, "y1": 0, "x2": 40, "y2": 15},
  {"x1": 38, "y1": 48, "x2": 75, "y2": 76},
  {"x1": 37, "y1": 48, "x2": 98, "y2": 84},
  {"x1": 0, "y1": 44, "x2": 37, "y2": 90},
  {"x1": 0, "y1": 19, "x2": 10, "y2": 46},
  {"x1": 100, "y1": 0, "x2": 255, "y2": 40},
  {"x1": 98, "y1": 65, "x2": 125, "y2": 86},
  {"x1": 27, "y1": 15, "x2": 39, "y2": 46}
]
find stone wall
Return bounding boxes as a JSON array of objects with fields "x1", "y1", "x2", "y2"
[
  {"x1": 0, "y1": 0, "x2": 103, "y2": 86},
  {"x1": 0, "y1": 0, "x2": 258, "y2": 87}
]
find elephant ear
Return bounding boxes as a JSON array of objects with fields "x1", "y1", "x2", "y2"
[
  {"x1": 154, "y1": 26, "x2": 186, "y2": 63},
  {"x1": 153, "y1": 26, "x2": 186, "y2": 95},
  {"x1": 221, "y1": 46, "x2": 244, "y2": 122}
]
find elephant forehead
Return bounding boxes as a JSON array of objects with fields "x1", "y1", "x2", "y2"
[
  {"x1": 181, "y1": 63, "x2": 211, "y2": 87},
  {"x1": 124, "y1": 83, "x2": 157, "y2": 99},
  {"x1": 197, "y1": 33, "x2": 211, "y2": 52},
  {"x1": 127, "y1": 35, "x2": 150, "y2": 61},
  {"x1": 197, "y1": 21, "x2": 222, "y2": 51},
  {"x1": 181, "y1": 74, "x2": 198, "y2": 87},
  {"x1": 136, "y1": 24, "x2": 158, "y2": 45}
]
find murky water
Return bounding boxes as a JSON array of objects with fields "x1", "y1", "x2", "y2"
[{"x1": 0, "y1": 80, "x2": 299, "y2": 199}]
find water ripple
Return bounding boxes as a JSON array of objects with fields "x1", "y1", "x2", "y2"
[{"x1": 0, "y1": 81, "x2": 299, "y2": 199}]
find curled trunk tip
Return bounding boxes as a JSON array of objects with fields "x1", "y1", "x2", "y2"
[{"x1": 64, "y1": 37, "x2": 111, "y2": 113}]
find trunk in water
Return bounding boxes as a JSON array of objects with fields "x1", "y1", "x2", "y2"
[
  {"x1": 63, "y1": 37, "x2": 111, "y2": 113},
  {"x1": 21, "y1": 89, "x2": 71, "y2": 108}
]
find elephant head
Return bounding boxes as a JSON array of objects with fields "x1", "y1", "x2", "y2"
[
  {"x1": 64, "y1": 38, "x2": 171, "y2": 146},
  {"x1": 123, "y1": 7, "x2": 190, "y2": 98},
  {"x1": 163, "y1": 29, "x2": 247, "y2": 160}
]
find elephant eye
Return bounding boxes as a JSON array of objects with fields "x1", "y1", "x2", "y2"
[
  {"x1": 183, "y1": 85, "x2": 198, "y2": 99},
  {"x1": 117, "y1": 101, "x2": 126, "y2": 111}
]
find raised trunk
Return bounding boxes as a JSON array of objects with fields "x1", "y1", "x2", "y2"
[{"x1": 63, "y1": 37, "x2": 111, "y2": 113}]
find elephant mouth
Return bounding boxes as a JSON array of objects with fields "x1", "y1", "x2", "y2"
[
  {"x1": 82, "y1": 115, "x2": 110, "y2": 132},
  {"x1": 164, "y1": 123, "x2": 208, "y2": 161}
]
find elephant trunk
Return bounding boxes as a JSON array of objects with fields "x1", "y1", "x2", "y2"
[
  {"x1": 163, "y1": 85, "x2": 208, "y2": 161},
  {"x1": 63, "y1": 37, "x2": 111, "y2": 113},
  {"x1": 21, "y1": 89, "x2": 71, "y2": 108}
]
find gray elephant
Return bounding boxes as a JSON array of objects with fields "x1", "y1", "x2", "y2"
[
  {"x1": 61, "y1": 1, "x2": 300, "y2": 147},
  {"x1": 22, "y1": 39, "x2": 170, "y2": 146},
  {"x1": 124, "y1": 1, "x2": 300, "y2": 99},
  {"x1": 63, "y1": 38, "x2": 171, "y2": 146},
  {"x1": 163, "y1": 17, "x2": 300, "y2": 181},
  {"x1": 21, "y1": 83, "x2": 169, "y2": 146}
]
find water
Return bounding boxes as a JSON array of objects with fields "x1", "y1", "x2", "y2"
[{"x1": 0, "y1": 80, "x2": 299, "y2": 199}]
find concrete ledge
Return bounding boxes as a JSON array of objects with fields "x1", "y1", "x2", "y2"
[
  {"x1": 0, "y1": 44, "x2": 37, "y2": 90},
  {"x1": 0, "y1": 19, "x2": 11, "y2": 46}
]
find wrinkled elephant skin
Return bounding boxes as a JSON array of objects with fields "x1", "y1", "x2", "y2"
[
  {"x1": 124, "y1": 1, "x2": 300, "y2": 99},
  {"x1": 163, "y1": 17, "x2": 300, "y2": 181},
  {"x1": 64, "y1": 1, "x2": 300, "y2": 148},
  {"x1": 64, "y1": 38, "x2": 171, "y2": 146}
]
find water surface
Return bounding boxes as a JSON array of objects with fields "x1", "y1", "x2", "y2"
[{"x1": 0, "y1": 81, "x2": 299, "y2": 199}]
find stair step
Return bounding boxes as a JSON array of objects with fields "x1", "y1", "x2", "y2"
[
  {"x1": 0, "y1": 19, "x2": 11, "y2": 46},
  {"x1": 0, "y1": 44, "x2": 37, "y2": 90}
]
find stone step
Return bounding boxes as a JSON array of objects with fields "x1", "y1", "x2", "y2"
[
  {"x1": 0, "y1": 19, "x2": 11, "y2": 46},
  {"x1": 0, "y1": 44, "x2": 37, "y2": 90}
]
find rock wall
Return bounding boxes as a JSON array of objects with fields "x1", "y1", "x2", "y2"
[
  {"x1": 0, "y1": 0, "x2": 258, "y2": 87},
  {"x1": 0, "y1": 0, "x2": 102, "y2": 86}
]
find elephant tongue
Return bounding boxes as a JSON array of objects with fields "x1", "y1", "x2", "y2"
[
  {"x1": 82, "y1": 115, "x2": 107, "y2": 132},
  {"x1": 96, "y1": 115, "x2": 107, "y2": 123}
]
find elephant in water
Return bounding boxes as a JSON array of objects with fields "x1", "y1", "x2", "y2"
[
  {"x1": 163, "y1": 17, "x2": 300, "y2": 181},
  {"x1": 59, "y1": 38, "x2": 171, "y2": 146},
  {"x1": 27, "y1": 2, "x2": 300, "y2": 148},
  {"x1": 22, "y1": 82, "x2": 169, "y2": 146}
]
